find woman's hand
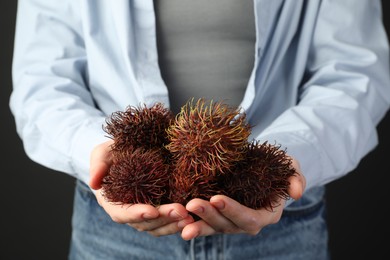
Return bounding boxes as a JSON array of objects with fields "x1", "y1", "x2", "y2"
[
  {"x1": 89, "y1": 141, "x2": 305, "y2": 239},
  {"x1": 94, "y1": 191, "x2": 194, "y2": 236},
  {"x1": 180, "y1": 157, "x2": 306, "y2": 240},
  {"x1": 89, "y1": 140, "x2": 194, "y2": 237}
]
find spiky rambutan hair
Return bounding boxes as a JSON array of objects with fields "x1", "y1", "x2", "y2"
[
  {"x1": 166, "y1": 98, "x2": 251, "y2": 177},
  {"x1": 100, "y1": 99, "x2": 297, "y2": 211},
  {"x1": 101, "y1": 147, "x2": 170, "y2": 206},
  {"x1": 220, "y1": 141, "x2": 296, "y2": 211},
  {"x1": 168, "y1": 159, "x2": 220, "y2": 205},
  {"x1": 103, "y1": 102, "x2": 174, "y2": 152}
]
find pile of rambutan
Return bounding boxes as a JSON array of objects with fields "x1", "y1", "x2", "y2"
[{"x1": 101, "y1": 98, "x2": 296, "y2": 211}]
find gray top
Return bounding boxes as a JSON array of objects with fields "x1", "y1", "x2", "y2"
[{"x1": 154, "y1": 0, "x2": 256, "y2": 113}]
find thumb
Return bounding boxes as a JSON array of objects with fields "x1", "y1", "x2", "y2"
[
  {"x1": 89, "y1": 140, "x2": 114, "y2": 190},
  {"x1": 287, "y1": 159, "x2": 306, "y2": 200}
]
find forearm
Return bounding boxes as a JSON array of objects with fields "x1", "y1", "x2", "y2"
[
  {"x1": 10, "y1": 0, "x2": 108, "y2": 184},
  {"x1": 258, "y1": 0, "x2": 390, "y2": 192}
]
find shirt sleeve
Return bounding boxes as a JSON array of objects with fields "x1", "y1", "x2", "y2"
[
  {"x1": 258, "y1": 0, "x2": 390, "y2": 191},
  {"x1": 9, "y1": 0, "x2": 109, "y2": 185}
]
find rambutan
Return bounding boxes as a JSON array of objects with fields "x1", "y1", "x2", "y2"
[
  {"x1": 103, "y1": 102, "x2": 174, "y2": 152},
  {"x1": 168, "y1": 159, "x2": 221, "y2": 205},
  {"x1": 220, "y1": 141, "x2": 296, "y2": 211},
  {"x1": 166, "y1": 98, "x2": 251, "y2": 177},
  {"x1": 101, "y1": 147, "x2": 170, "y2": 206},
  {"x1": 100, "y1": 99, "x2": 297, "y2": 211}
]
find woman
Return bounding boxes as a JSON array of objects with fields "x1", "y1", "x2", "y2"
[{"x1": 10, "y1": 0, "x2": 390, "y2": 259}]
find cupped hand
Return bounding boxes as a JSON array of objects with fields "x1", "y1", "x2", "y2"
[
  {"x1": 94, "y1": 190, "x2": 194, "y2": 236},
  {"x1": 89, "y1": 141, "x2": 305, "y2": 239},
  {"x1": 180, "y1": 157, "x2": 306, "y2": 240},
  {"x1": 89, "y1": 140, "x2": 194, "y2": 237},
  {"x1": 180, "y1": 195, "x2": 284, "y2": 240}
]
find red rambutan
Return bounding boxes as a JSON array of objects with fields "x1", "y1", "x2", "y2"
[
  {"x1": 168, "y1": 159, "x2": 221, "y2": 205},
  {"x1": 103, "y1": 102, "x2": 174, "y2": 152},
  {"x1": 166, "y1": 98, "x2": 251, "y2": 177},
  {"x1": 101, "y1": 147, "x2": 170, "y2": 206},
  {"x1": 220, "y1": 140, "x2": 296, "y2": 211},
  {"x1": 100, "y1": 99, "x2": 297, "y2": 211}
]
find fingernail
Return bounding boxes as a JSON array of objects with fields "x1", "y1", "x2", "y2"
[
  {"x1": 212, "y1": 201, "x2": 225, "y2": 210},
  {"x1": 169, "y1": 210, "x2": 184, "y2": 219},
  {"x1": 192, "y1": 207, "x2": 204, "y2": 214},
  {"x1": 142, "y1": 213, "x2": 157, "y2": 220},
  {"x1": 177, "y1": 219, "x2": 190, "y2": 229}
]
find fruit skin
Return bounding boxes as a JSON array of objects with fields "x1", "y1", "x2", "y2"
[
  {"x1": 103, "y1": 102, "x2": 174, "y2": 152},
  {"x1": 219, "y1": 141, "x2": 296, "y2": 210},
  {"x1": 100, "y1": 103, "x2": 174, "y2": 206},
  {"x1": 166, "y1": 98, "x2": 251, "y2": 177},
  {"x1": 100, "y1": 100, "x2": 297, "y2": 211},
  {"x1": 101, "y1": 147, "x2": 170, "y2": 206},
  {"x1": 168, "y1": 159, "x2": 221, "y2": 205}
]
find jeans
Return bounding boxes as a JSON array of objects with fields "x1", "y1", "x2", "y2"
[{"x1": 69, "y1": 180, "x2": 329, "y2": 260}]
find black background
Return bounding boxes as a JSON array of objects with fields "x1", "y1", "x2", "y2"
[{"x1": 1, "y1": 1, "x2": 389, "y2": 259}]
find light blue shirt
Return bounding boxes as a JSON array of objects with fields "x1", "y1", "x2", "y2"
[{"x1": 10, "y1": 0, "x2": 390, "y2": 201}]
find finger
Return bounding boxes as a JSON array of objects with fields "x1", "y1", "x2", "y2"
[
  {"x1": 186, "y1": 198, "x2": 238, "y2": 234},
  {"x1": 102, "y1": 202, "x2": 159, "y2": 224},
  {"x1": 131, "y1": 203, "x2": 190, "y2": 231},
  {"x1": 89, "y1": 161, "x2": 109, "y2": 190},
  {"x1": 89, "y1": 140, "x2": 113, "y2": 189},
  {"x1": 147, "y1": 215, "x2": 194, "y2": 237},
  {"x1": 288, "y1": 159, "x2": 306, "y2": 200},
  {"x1": 209, "y1": 195, "x2": 266, "y2": 235},
  {"x1": 288, "y1": 173, "x2": 306, "y2": 200},
  {"x1": 181, "y1": 220, "x2": 216, "y2": 240}
]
